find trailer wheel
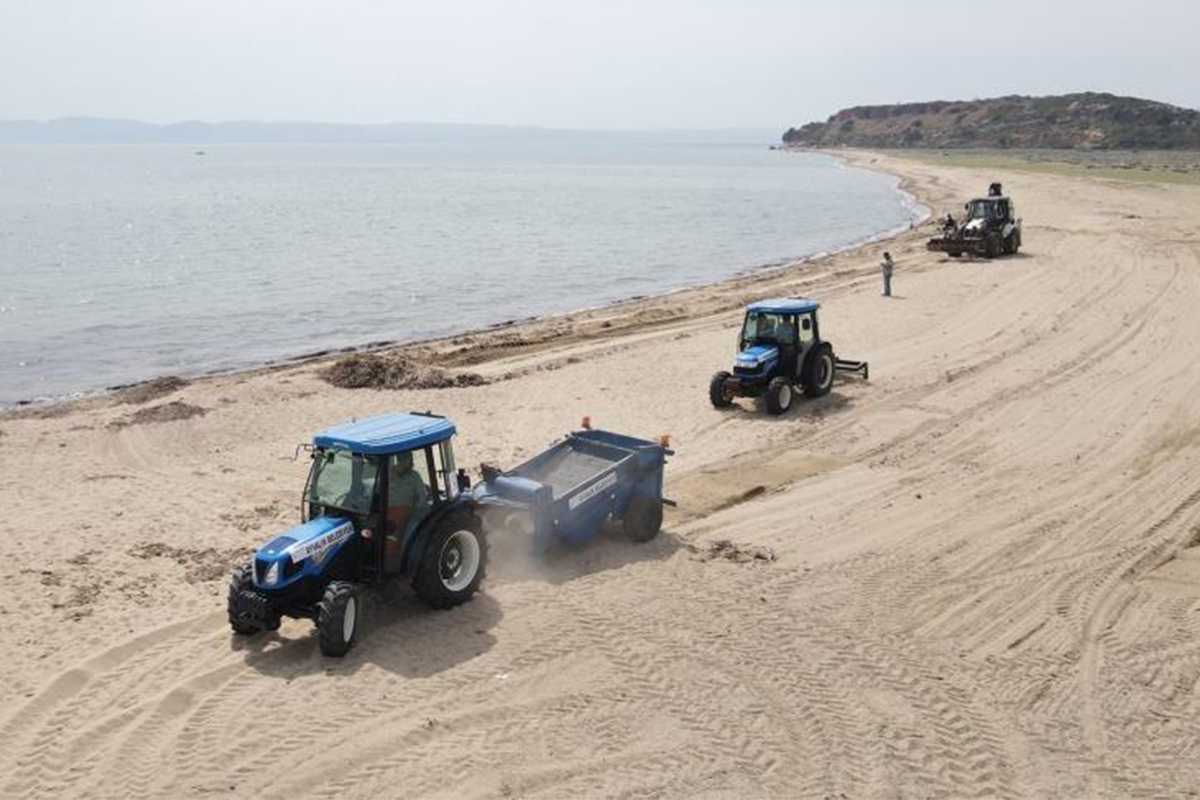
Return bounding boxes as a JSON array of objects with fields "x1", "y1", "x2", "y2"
[
  {"x1": 709, "y1": 371, "x2": 734, "y2": 408},
  {"x1": 948, "y1": 250, "x2": 962, "y2": 258},
  {"x1": 803, "y1": 346, "x2": 835, "y2": 399},
  {"x1": 413, "y1": 511, "x2": 486, "y2": 609},
  {"x1": 227, "y1": 563, "x2": 261, "y2": 636},
  {"x1": 623, "y1": 495, "x2": 663, "y2": 543},
  {"x1": 317, "y1": 581, "x2": 360, "y2": 657},
  {"x1": 765, "y1": 377, "x2": 793, "y2": 415}
]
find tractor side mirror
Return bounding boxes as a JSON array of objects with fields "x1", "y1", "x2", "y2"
[
  {"x1": 457, "y1": 468, "x2": 471, "y2": 491},
  {"x1": 802, "y1": 318, "x2": 812, "y2": 331}
]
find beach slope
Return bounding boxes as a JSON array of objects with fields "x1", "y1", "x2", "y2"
[{"x1": 2, "y1": 152, "x2": 1200, "y2": 797}]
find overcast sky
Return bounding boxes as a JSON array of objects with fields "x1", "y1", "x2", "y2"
[{"x1": 2, "y1": 0, "x2": 1197, "y2": 130}]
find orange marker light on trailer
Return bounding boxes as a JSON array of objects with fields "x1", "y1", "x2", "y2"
[{"x1": 581, "y1": 415, "x2": 593, "y2": 430}]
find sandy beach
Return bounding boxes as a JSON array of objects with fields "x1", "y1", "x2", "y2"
[{"x1": 3, "y1": 151, "x2": 1200, "y2": 797}]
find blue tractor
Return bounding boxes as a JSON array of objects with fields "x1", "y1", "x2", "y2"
[
  {"x1": 709, "y1": 298, "x2": 868, "y2": 415},
  {"x1": 228, "y1": 412, "x2": 485, "y2": 656},
  {"x1": 228, "y1": 412, "x2": 672, "y2": 656}
]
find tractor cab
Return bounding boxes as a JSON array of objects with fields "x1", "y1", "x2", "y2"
[
  {"x1": 301, "y1": 412, "x2": 467, "y2": 579},
  {"x1": 711, "y1": 298, "x2": 867, "y2": 415},
  {"x1": 735, "y1": 298, "x2": 821, "y2": 384}
]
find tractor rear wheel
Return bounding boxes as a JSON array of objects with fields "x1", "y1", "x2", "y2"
[
  {"x1": 317, "y1": 581, "x2": 360, "y2": 657},
  {"x1": 803, "y1": 345, "x2": 835, "y2": 398},
  {"x1": 413, "y1": 510, "x2": 486, "y2": 610},
  {"x1": 623, "y1": 495, "x2": 663, "y2": 543},
  {"x1": 765, "y1": 376, "x2": 793, "y2": 415},
  {"x1": 227, "y1": 563, "x2": 261, "y2": 636},
  {"x1": 709, "y1": 371, "x2": 734, "y2": 408}
]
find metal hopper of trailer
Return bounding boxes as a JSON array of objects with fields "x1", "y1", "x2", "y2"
[{"x1": 474, "y1": 426, "x2": 673, "y2": 548}]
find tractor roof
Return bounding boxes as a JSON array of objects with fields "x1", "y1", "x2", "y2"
[
  {"x1": 313, "y1": 412, "x2": 456, "y2": 454},
  {"x1": 747, "y1": 297, "x2": 819, "y2": 315}
]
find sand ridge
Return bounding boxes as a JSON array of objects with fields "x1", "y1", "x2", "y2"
[{"x1": 2, "y1": 152, "x2": 1200, "y2": 797}]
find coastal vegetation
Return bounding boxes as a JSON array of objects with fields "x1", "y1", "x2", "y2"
[{"x1": 784, "y1": 92, "x2": 1200, "y2": 150}]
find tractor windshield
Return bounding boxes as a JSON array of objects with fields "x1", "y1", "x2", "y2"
[
  {"x1": 966, "y1": 199, "x2": 998, "y2": 220},
  {"x1": 740, "y1": 312, "x2": 795, "y2": 349},
  {"x1": 307, "y1": 448, "x2": 379, "y2": 515}
]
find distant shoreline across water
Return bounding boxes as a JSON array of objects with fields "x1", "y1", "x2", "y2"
[{"x1": 0, "y1": 140, "x2": 923, "y2": 407}]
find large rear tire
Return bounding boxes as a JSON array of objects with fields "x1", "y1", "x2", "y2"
[
  {"x1": 803, "y1": 345, "x2": 835, "y2": 398},
  {"x1": 413, "y1": 510, "x2": 486, "y2": 610},
  {"x1": 709, "y1": 371, "x2": 734, "y2": 408},
  {"x1": 317, "y1": 581, "x2": 360, "y2": 657},
  {"x1": 765, "y1": 377, "x2": 793, "y2": 415},
  {"x1": 227, "y1": 563, "x2": 261, "y2": 636},
  {"x1": 623, "y1": 495, "x2": 663, "y2": 543},
  {"x1": 986, "y1": 234, "x2": 1001, "y2": 259}
]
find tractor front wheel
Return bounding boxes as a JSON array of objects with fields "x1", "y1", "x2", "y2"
[
  {"x1": 765, "y1": 377, "x2": 793, "y2": 415},
  {"x1": 414, "y1": 511, "x2": 486, "y2": 609},
  {"x1": 623, "y1": 495, "x2": 663, "y2": 543},
  {"x1": 709, "y1": 371, "x2": 734, "y2": 408},
  {"x1": 803, "y1": 346, "x2": 835, "y2": 398},
  {"x1": 317, "y1": 581, "x2": 361, "y2": 657},
  {"x1": 227, "y1": 563, "x2": 262, "y2": 636}
]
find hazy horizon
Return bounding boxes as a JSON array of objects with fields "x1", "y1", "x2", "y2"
[{"x1": 3, "y1": 0, "x2": 1198, "y2": 131}]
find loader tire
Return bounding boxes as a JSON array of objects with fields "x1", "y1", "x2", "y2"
[
  {"x1": 986, "y1": 234, "x2": 1001, "y2": 259},
  {"x1": 709, "y1": 371, "x2": 734, "y2": 408},
  {"x1": 317, "y1": 581, "x2": 360, "y2": 657},
  {"x1": 623, "y1": 495, "x2": 663, "y2": 543},
  {"x1": 413, "y1": 510, "x2": 486, "y2": 610},
  {"x1": 765, "y1": 376, "x2": 793, "y2": 415}
]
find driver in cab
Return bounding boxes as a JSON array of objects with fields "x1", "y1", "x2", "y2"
[
  {"x1": 387, "y1": 451, "x2": 430, "y2": 538},
  {"x1": 753, "y1": 315, "x2": 778, "y2": 344}
]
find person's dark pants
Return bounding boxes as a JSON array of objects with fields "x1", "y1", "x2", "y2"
[{"x1": 883, "y1": 271, "x2": 892, "y2": 296}]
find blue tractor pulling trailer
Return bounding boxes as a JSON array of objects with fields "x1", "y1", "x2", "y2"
[
  {"x1": 228, "y1": 412, "x2": 671, "y2": 656},
  {"x1": 709, "y1": 298, "x2": 868, "y2": 415}
]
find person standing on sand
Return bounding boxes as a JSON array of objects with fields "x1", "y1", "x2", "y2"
[{"x1": 881, "y1": 252, "x2": 895, "y2": 297}]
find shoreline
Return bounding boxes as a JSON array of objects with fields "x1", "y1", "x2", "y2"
[{"x1": 3, "y1": 150, "x2": 929, "y2": 416}]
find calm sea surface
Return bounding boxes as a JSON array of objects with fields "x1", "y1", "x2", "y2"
[{"x1": 0, "y1": 140, "x2": 920, "y2": 405}]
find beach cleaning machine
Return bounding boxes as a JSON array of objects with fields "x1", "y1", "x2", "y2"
[{"x1": 474, "y1": 422, "x2": 674, "y2": 549}]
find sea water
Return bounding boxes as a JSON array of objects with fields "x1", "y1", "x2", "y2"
[{"x1": 0, "y1": 138, "x2": 921, "y2": 405}]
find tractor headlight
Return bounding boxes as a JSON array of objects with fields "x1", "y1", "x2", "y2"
[{"x1": 264, "y1": 561, "x2": 280, "y2": 587}]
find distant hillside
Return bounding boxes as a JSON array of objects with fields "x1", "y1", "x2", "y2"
[{"x1": 783, "y1": 93, "x2": 1200, "y2": 150}]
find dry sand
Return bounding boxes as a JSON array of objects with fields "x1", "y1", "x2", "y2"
[{"x1": 2, "y1": 151, "x2": 1200, "y2": 798}]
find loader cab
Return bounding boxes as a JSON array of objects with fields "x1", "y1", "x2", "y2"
[
  {"x1": 965, "y1": 196, "x2": 1013, "y2": 225},
  {"x1": 303, "y1": 412, "x2": 463, "y2": 581}
]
